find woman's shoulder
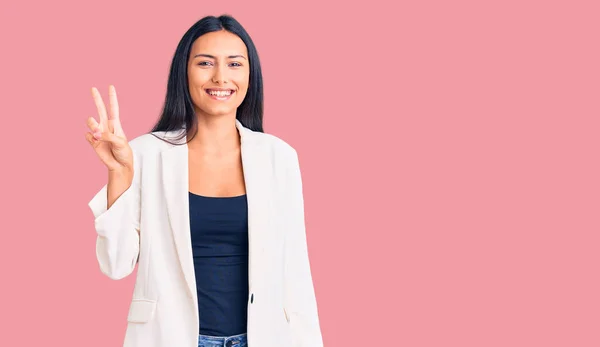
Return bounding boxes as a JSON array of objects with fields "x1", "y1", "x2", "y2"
[{"x1": 252, "y1": 130, "x2": 299, "y2": 162}]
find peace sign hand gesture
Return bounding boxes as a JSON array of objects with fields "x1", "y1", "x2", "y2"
[{"x1": 85, "y1": 85, "x2": 134, "y2": 173}]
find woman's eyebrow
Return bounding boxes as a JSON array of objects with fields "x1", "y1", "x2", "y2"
[{"x1": 193, "y1": 54, "x2": 247, "y2": 60}]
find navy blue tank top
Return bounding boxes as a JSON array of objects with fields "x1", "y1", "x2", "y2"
[{"x1": 188, "y1": 191, "x2": 249, "y2": 336}]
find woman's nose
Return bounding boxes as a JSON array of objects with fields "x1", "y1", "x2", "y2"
[{"x1": 212, "y1": 67, "x2": 228, "y2": 84}]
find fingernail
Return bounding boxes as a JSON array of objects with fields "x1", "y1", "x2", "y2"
[{"x1": 94, "y1": 132, "x2": 101, "y2": 139}]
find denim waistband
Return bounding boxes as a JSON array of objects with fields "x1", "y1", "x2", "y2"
[{"x1": 198, "y1": 332, "x2": 247, "y2": 347}]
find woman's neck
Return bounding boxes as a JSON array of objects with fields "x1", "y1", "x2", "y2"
[{"x1": 188, "y1": 116, "x2": 240, "y2": 155}]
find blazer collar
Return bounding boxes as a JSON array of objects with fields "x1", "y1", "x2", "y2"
[{"x1": 158, "y1": 119, "x2": 272, "y2": 306}]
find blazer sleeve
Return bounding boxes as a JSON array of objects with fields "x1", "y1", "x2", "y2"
[
  {"x1": 87, "y1": 142, "x2": 142, "y2": 280},
  {"x1": 283, "y1": 148, "x2": 324, "y2": 347}
]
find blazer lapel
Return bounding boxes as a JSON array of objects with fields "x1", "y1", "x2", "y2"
[
  {"x1": 160, "y1": 136, "x2": 195, "y2": 302},
  {"x1": 238, "y1": 122, "x2": 273, "y2": 293},
  {"x1": 160, "y1": 119, "x2": 273, "y2": 305}
]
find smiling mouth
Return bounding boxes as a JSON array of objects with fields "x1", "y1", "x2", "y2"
[{"x1": 205, "y1": 89, "x2": 235, "y2": 100}]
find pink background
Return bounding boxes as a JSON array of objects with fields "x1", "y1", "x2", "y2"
[{"x1": 1, "y1": 0, "x2": 599, "y2": 346}]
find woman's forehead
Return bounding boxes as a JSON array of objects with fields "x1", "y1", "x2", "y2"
[{"x1": 191, "y1": 31, "x2": 248, "y2": 56}]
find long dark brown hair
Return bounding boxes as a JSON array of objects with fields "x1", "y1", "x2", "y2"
[{"x1": 150, "y1": 14, "x2": 264, "y2": 144}]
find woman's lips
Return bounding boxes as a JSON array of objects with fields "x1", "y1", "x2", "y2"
[{"x1": 205, "y1": 89, "x2": 235, "y2": 101}]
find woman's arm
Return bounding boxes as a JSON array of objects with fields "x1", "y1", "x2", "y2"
[
  {"x1": 283, "y1": 148, "x2": 324, "y2": 347},
  {"x1": 88, "y1": 141, "x2": 142, "y2": 280}
]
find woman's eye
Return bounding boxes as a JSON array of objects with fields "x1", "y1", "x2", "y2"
[{"x1": 197, "y1": 61, "x2": 241, "y2": 67}]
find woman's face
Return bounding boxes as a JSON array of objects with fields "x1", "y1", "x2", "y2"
[{"x1": 187, "y1": 30, "x2": 250, "y2": 118}]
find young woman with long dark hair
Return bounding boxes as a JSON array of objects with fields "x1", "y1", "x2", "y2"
[{"x1": 85, "y1": 14, "x2": 323, "y2": 347}]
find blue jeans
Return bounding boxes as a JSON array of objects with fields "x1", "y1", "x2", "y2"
[{"x1": 198, "y1": 332, "x2": 247, "y2": 347}]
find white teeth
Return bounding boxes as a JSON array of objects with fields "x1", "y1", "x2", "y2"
[{"x1": 208, "y1": 90, "x2": 232, "y2": 97}]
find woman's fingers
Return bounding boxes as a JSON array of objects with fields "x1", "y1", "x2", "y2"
[
  {"x1": 85, "y1": 132, "x2": 96, "y2": 145},
  {"x1": 87, "y1": 116, "x2": 100, "y2": 132},
  {"x1": 108, "y1": 85, "x2": 125, "y2": 137},
  {"x1": 86, "y1": 115, "x2": 120, "y2": 143},
  {"x1": 86, "y1": 117, "x2": 104, "y2": 143},
  {"x1": 108, "y1": 85, "x2": 120, "y2": 121},
  {"x1": 95, "y1": 130, "x2": 124, "y2": 146},
  {"x1": 91, "y1": 87, "x2": 113, "y2": 133}
]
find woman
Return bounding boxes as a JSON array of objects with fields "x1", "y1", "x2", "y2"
[{"x1": 85, "y1": 15, "x2": 323, "y2": 347}]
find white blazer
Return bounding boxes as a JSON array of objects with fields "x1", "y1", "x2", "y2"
[{"x1": 88, "y1": 119, "x2": 323, "y2": 347}]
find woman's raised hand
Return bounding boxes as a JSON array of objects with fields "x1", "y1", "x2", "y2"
[{"x1": 85, "y1": 85, "x2": 134, "y2": 173}]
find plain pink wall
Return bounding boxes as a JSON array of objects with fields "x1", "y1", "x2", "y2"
[{"x1": 0, "y1": 0, "x2": 598, "y2": 346}]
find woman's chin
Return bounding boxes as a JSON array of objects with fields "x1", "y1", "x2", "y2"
[{"x1": 201, "y1": 108, "x2": 236, "y2": 117}]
